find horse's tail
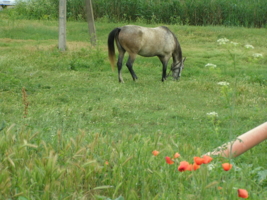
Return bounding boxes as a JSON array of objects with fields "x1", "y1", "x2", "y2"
[{"x1": 108, "y1": 27, "x2": 121, "y2": 70}]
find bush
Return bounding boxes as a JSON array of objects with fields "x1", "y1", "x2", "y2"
[
  {"x1": 10, "y1": 0, "x2": 267, "y2": 28},
  {"x1": 15, "y1": 0, "x2": 58, "y2": 20}
]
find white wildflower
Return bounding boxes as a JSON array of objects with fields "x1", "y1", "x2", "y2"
[
  {"x1": 235, "y1": 166, "x2": 241, "y2": 171},
  {"x1": 245, "y1": 44, "x2": 254, "y2": 49},
  {"x1": 217, "y1": 81, "x2": 230, "y2": 86},
  {"x1": 217, "y1": 38, "x2": 229, "y2": 45},
  {"x1": 206, "y1": 112, "x2": 218, "y2": 117},
  {"x1": 252, "y1": 53, "x2": 263, "y2": 58},
  {"x1": 230, "y1": 41, "x2": 238, "y2": 46},
  {"x1": 205, "y1": 63, "x2": 217, "y2": 68},
  {"x1": 207, "y1": 164, "x2": 216, "y2": 171}
]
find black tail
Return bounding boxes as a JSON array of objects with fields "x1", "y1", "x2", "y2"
[{"x1": 108, "y1": 28, "x2": 121, "y2": 70}]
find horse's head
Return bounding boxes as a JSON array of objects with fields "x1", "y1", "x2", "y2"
[{"x1": 171, "y1": 57, "x2": 186, "y2": 80}]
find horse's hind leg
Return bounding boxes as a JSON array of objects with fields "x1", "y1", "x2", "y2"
[
  {"x1": 117, "y1": 51, "x2": 125, "y2": 83},
  {"x1": 126, "y1": 54, "x2": 138, "y2": 81}
]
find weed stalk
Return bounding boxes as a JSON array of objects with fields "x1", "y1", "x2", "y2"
[{"x1": 22, "y1": 87, "x2": 29, "y2": 118}]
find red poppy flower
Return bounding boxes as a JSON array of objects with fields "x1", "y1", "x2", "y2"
[
  {"x1": 193, "y1": 162, "x2": 201, "y2": 170},
  {"x1": 165, "y1": 156, "x2": 174, "y2": 164},
  {"x1": 194, "y1": 157, "x2": 204, "y2": 165},
  {"x1": 202, "y1": 155, "x2": 213, "y2": 164},
  {"x1": 186, "y1": 164, "x2": 193, "y2": 171},
  {"x1": 222, "y1": 163, "x2": 232, "y2": 171},
  {"x1": 152, "y1": 150, "x2": 160, "y2": 156},
  {"x1": 178, "y1": 161, "x2": 189, "y2": 172},
  {"x1": 173, "y1": 152, "x2": 180, "y2": 159},
  {"x1": 238, "y1": 189, "x2": 249, "y2": 198}
]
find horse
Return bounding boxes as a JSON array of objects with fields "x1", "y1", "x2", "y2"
[{"x1": 108, "y1": 25, "x2": 186, "y2": 82}]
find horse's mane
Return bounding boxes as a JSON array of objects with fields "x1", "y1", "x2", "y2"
[{"x1": 160, "y1": 26, "x2": 182, "y2": 60}]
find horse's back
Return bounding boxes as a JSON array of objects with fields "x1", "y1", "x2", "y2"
[
  {"x1": 118, "y1": 25, "x2": 176, "y2": 57},
  {"x1": 118, "y1": 25, "x2": 144, "y2": 54}
]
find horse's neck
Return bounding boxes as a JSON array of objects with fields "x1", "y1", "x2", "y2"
[{"x1": 171, "y1": 36, "x2": 182, "y2": 63}]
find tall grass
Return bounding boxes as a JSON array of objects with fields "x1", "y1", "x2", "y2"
[
  {"x1": 5, "y1": 0, "x2": 267, "y2": 27},
  {"x1": 94, "y1": 0, "x2": 267, "y2": 27}
]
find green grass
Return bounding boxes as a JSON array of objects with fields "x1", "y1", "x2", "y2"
[{"x1": 0, "y1": 15, "x2": 267, "y2": 199}]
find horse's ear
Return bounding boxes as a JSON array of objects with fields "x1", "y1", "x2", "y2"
[{"x1": 183, "y1": 57, "x2": 186, "y2": 63}]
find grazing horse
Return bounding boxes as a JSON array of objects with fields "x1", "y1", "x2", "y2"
[{"x1": 108, "y1": 25, "x2": 185, "y2": 82}]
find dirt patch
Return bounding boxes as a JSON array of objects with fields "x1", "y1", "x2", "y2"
[{"x1": 0, "y1": 38, "x2": 106, "y2": 52}]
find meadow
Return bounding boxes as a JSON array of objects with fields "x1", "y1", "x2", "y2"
[{"x1": 0, "y1": 13, "x2": 267, "y2": 199}]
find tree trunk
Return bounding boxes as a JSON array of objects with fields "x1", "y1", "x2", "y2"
[
  {"x1": 58, "y1": 0, "x2": 66, "y2": 51},
  {"x1": 85, "y1": 0, "x2": 97, "y2": 46}
]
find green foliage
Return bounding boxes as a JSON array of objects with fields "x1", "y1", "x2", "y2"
[
  {"x1": 94, "y1": 0, "x2": 267, "y2": 27},
  {"x1": 1, "y1": 0, "x2": 266, "y2": 27},
  {"x1": 14, "y1": 0, "x2": 58, "y2": 20}
]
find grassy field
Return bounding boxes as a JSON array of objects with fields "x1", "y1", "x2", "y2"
[{"x1": 0, "y1": 13, "x2": 267, "y2": 199}]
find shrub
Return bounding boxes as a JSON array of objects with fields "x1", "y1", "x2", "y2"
[{"x1": 9, "y1": 0, "x2": 267, "y2": 27}]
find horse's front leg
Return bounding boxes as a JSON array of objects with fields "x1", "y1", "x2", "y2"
[
  {"x1": 126, "y1": 54, "x2": 138, "y2": 81},
  {"x1": 159, "y1": 57, "x2": 168, "y2": 82},
  {"x1": 162, "y1": 63, "x2": 168, "y2": 82}
]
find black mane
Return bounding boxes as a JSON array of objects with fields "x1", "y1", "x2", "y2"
[{"x1": 160, "y1": 26, "x2": 182, "y2": 61}]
